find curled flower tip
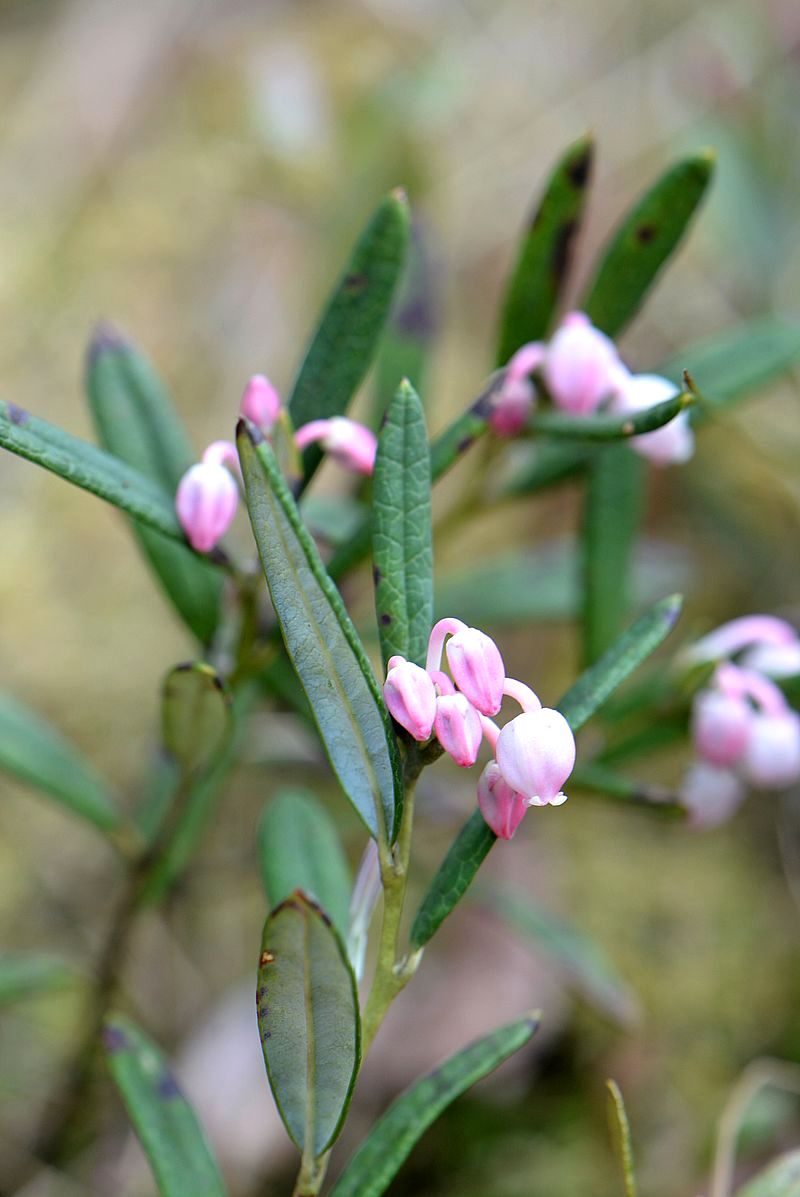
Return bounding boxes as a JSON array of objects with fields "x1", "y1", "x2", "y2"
[
  {"x1": 741, "y1": 641, "x2": 800, "y2": 678},
  {"x1": 202, "y1": 439, "x2": 241, "y2": 473},
  {"x1": 688, "y1": 615, "x2": 798, "y2": 663},
  {"x1": 680, "y1": 761, "x2": 746, "y2": 829},
  {"x1": 691, "y1": 688, "x2": 753, "y2": 767},
  {"x1": 295, "y1": 417, "x2": 377, "y2": 475},
  {"x1": 742, "y1": 709, "x2": 800, "y2": 790},
  {"x1": 543, "y1": 311, "x2": 623, "y2": 415},
  {"x1": 445, "y1": 626, "x2": 505, "y2": 716},
  {"x1": 613, "y1": 373, "x2": 694, "y2": 466},
  {"x1": 477, "y1": 761, "x2": 529, "y2": 839},
  {"x1": 496, "y1": 708, "x2": 576, "y2": 806},
  {"x1": 383, "y1": 657, "x2": 437, "y2": 741},
  {"x1": 240, "y1": 374, "x2": 282, "y2": 432},
  {"x1": 434, "y1": 692, "x2": 483, "y2": 767},
  {"x1": 176, "y1": 461, "x2": 239, "y2": 553}
]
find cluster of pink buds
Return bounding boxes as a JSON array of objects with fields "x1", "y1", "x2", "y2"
[
  {"x1": 492, "y1": 311, "x2": 694, "y2": 466},
  {"x1": 175, "y1": 373, "x2": 379, "y2": 553},
  {"x1": 682, "y1": 615, "x2": 800, "y2": 825},
  {"x1": 383, "y1": 618, "x2": 576, "y2": 840}
]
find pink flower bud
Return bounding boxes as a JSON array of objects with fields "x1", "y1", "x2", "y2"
[
  {"x1": 495, "y1": 708, "x2": 575, "y2": 806},
  {"x1": 240, "y1": 374, "x2": 282, "y2": 432},
  {"x1": 680, "y1": 761, "x2": 746, "y2": 829},
  {"x1": 477, "y1": 761, "x2": 529, "y2": 839},
  {"x1": 742, "y1": 709, "x2": 800, "y2": 790},
  {"x1": 383, "y1": 656, "x2": 437, "y2": 741},
  {"x1": 489, "y1": 376, "x2": 535, "y2": 436},
  {"x1": 445, "y1": 627, "x2": 505, "y2": 717},
  {"x1": 175, "y1": 461, "x2": 238, "y2": 553},
  {"x1": 434, "y1": 692, "x2": 483, "y2": 767},
  {"x1": 543, "y1": 311, "x2": 622, "y2": 415},
  {"x1": 612, "y1": 372, "x2": 694, "y2": 466},
  {"x1": 691, "y1": 688, "x2": 753, "y2": 767},
  {"x1": 295, "y1": 417, "x2": 377, "y2": 475}
]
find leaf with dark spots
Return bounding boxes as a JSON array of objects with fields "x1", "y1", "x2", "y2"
[{"x1": 635, "y1": 223, "x2": 657, "y2": 244}]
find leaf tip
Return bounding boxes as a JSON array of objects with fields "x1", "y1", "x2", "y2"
[
  {"x1": 390, "y1": 185, "x2": 410, "y2": 208},
  {"x1": 236, "y1": 415, "x2": 264, "y2": 446},
  {"x1": 662, "y1": 593, "x2": 684, "y2": 626},
  {"x1": 86, "y1": 319, "x2": 130, "y2": 367}
]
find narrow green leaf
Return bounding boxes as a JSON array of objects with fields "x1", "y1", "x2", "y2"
[
  {"x1": 86, "y1": 326, "x2": 222, "y2": 644},
  {"x1": 257, "y1": 892, "x2": 360, "y2": 1159},
  {"x1": 373, "y1": 224, "x2": 434, "y2": 421},
  {"x1": 0, "y1": 691, "x2": 119, "y2": 833},
  {"x1": 0, "y1": 401, "x2": 184, "y2": 541},
  {"x1": 161, "y1": 663, "x2": 231, "y2": 775},
  {"x1": 581, "y1": 445, "x2": 646, "y2": 665},
  {"x1": 496, "y1": 134, "x2": 594, "y2": 365},
  {"x1": 558, "y1": 594, "x2": 683, "y2": 731},
  {"x1": 607, "y1": 1079, "x2": 638, "y2": 1197},
  {"x1": 428, "y1": 372, "x2": 503, "y2": 480},
  {"x1": 104, "y1": 1016, "x2": 227, "y2": 1197},
  {"x1": 372, "y1": 380, "x2": 433, "y2": 667},
  {"x1": 329, "y1": 1014, "x2": 539, "y2": 1197},
  {"x1": 238, "y1": 423, "x2": 401, "y2": 842},
  {"x1": 529, "y1": 390, "x2": 692, "y2": 440},
  {"x1": 572, "y1": 762, "x2": 684, "y2": 818},
  {"x1": 0, "y1": 954, "x2": 76, "y2": 1007},
  {"x1": 258, "y1": 790, "x2": 351, "y2": 938},
  {"x1": 289, "y1": 191, "x2": 410, "y2": 484},
  {"x1": 583, "y1": 152, "x2": 715, "y2": 336},
  {"x1": 484, "y1": 889, "x2": 638, "y2": 1025},
  {"x1": 410, "y1": 810, "x2": 496, "y2": 949},
  {"x1": 735, "y1": 1150, "x2": 800, "y2": 1197}
]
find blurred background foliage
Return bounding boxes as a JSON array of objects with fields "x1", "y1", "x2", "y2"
[{"x1": 2, "y1": 1, "x2": 800, "y2": 1195}]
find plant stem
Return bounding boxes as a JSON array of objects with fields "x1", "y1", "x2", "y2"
[{"x1": 292, "y1": 1149, "x2": 330, "y2": 1197}]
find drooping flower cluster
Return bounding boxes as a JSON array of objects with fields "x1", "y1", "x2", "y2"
[
  {"x1": 383, "y1": 618, "x2": 576, "y2": 839},
  {"x1": 175, "y1": 374, "x2": 378, "y2": 553},
  {"x1": 491, "y1": 310, "x2": 694, "y2": 466},
  {"x1": 681, "y1": 615, "x2": 800, "y2": 825}
]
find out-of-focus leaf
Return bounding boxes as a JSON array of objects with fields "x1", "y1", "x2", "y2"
[
  {"x1": 373, "y1": 220, "x2": 434, "y2": 420},
  {"x1": 658, "y1": 316, "x2": 800, "y2": 419},
  {"x1": 0, "y1": 954, "x2": 76, "y2": 1007},
  {"x1": 484, "y1": 889, "x2": 638, "y2": 1025},
  {"x1": 300, "y1": 493, "x2": 367, "y2": 547},
  {"x1": 238, "y1": 424, "x2": 401, "y2": 842},
  {"x1": 104, "y1": 1016, "x2": 227, "y2": 1197},
  {"x1": 289, "y1": 191, "x2": 410, "y2": 485},
  {"x1": 257, "y1": 892, "x2": 360, "y2": 1159},
  {"x1": 529, "y1": 390, "x2": 691, "y2": 439},
  {"x1": 329, "y1": 1014, "x2": 539, "y2": 1197},
  {"x1": 582, "y1": 446, "x2": 646, "y2": 665},
  {"x1": 499, "y1": 441, "x2": 592, "y2": 498},
  {"x1": 428, "y1": 372, "x2": 504, "y2": 480},
  {"x1": 583, "y1": 152, "x2": 714, "y2": 336},
  {"x1": 558, "y1": 595, "x2": 683, "y2": 731},
  {"x1": 496, "y1": 134, "x2": 594, "y2": 365},
  {"x1": 572, "y1": 762, "x2": 684, "y2": 817},
  {"x1": 410, "y1": 809, "x2": 496, "y2": 949},
  {"x1": 161, "y1": 663, "x2": 230, "y2": 775},
  {"x1": 0, "y1": 401, "x2": 184, "y2": 540},
  {"x1": 86, "y1": 326, "x2": 222, "y2": 644},
  {"x1": 735, "y1": 1150, "x2": 800, "y2": 1197},
  {"x1": 0, "y1": 692, "x2": 119, "y2": 833},
  {"x1": 372, "y1": 380, "x2": 433, "y2": 668},
  {"x1": 607, "y1": 1079, "x2": 638, "y2": 1197},
  {"x1": 258, "y1": 790, "x2": 351, "y2": 938}
]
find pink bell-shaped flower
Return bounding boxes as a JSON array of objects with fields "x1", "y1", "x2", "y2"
[
  {"x1": 613, "y1": 372, "x2": 694, "y2": 466},
  {"x1": 742, "y1": 709, "x2": 800, "y2": 790},
  {"x1": 477, "y1": 760, "x2": 529, "y2": 839},
  {"x1": 240, "y1": 374, "x2": 282, "y2": 432},
  {"x1": 434, "y1": 692, "x2": 483, "y2": 767},
  {"x1": 691, "y1": 688, "x2": 753, "y2": 767},
  {"x1": 295, "y1": 417, "x2": 377, "y2": 475},
  {"x1": 383, "y1": 656, "x2": 437, "y2": 742},
  {"x1": 680, "y1": 761, "x2": 746, "y2": 829},
  {"x1": 175, "y1": 456, "x2": 239, "y2": 553},
  {"x1": 495, "y1": 708, "x2": 576, "y2": 805},
  {"x1": 543, "y1": 312, "x2": 622, "y2": 415},
  {"x1": 444, "y1": 626, "x2": 505, "y2": 717},
  {"x1": 490, "y1": 342, "x2": 545, "y2": 435}
]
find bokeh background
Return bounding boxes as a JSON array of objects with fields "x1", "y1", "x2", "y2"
[{"x1": 2, "y1": 1, "x2": 800, "y2": 1194}]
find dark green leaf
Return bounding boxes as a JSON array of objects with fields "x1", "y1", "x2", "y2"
[
  {"x1": 329, "y1": 1014, "x2": 539, "y2": 1197},
  {"x1": 558, "y1": 594, "x2": 683, "y2": 731},
  {"x1": 583, "y1": 152, "x2": 714, "y2": 336},
  {"x1": 607, "y1": 1080, "x2": 638, "y2": 1197},
  {"x1": 258, "y1": 790, "x2": 351, "y2": 937},
  {"x1": 289, "y1": 191, "x2": 410, "y2": 485},
  {"x1": 161, "y1": 663, "x2": 231, "y2": 775},
  {"x1": 496, "y1": 134, "x2": 594, "y2": 364},
  {"x1": 257, "y1": 892, "x2": 360, "y2": 1159},
  {"x1": 428, "y1": 372, "x2": 503, "y2": 479},
  {"x1": 581, "y1": 445, "x2": 646, "y2": 665},
  {"x1": 0, "y1": 691, "x2": 120, "y2": 833},
  {"x1": 0, "y1": 400, "x2": 184, "y2": 541},
  {"x1": 238, "y1": 424, "x2": 401, "y2": 842},
  {"x1": 104, "y1": 1016, "x2": 227, "y2": 1197},
  {"x1": 736, "y1": 1150, "x2": 800, "y2": 1197},
  {"x1": 86, "y1": 326, "x2": 222, "y2": 644},
  {"x1": 372, "y1": 380, "x2": 433, "y2": 667},
  {"x1": 0, "y1": 954, "x2": 76, "y2": 1007},
  {"x1": 410, "y1": 810, "x2": 496, "y2": 949},
  {"x1": 529, "y1": 390, "x2": 692, "y2": 440}
]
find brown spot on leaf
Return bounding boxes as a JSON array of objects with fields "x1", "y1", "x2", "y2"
[
  {"x1": 636, "y1": 223, "x2": 656, "y2": 244},
  {"x1": 551, "y1": 219, "x2": 577, "y2": 284},
  {"x1": 567, "y1": 146, "x2": 592, "y2": 189},
  {"x1": 6, "y1": 403, "x2": 29, "y2": 426},
  {"x1": 259, "y1": 950, "x2": 275, "y2": 967},
  {"x1": 380, "y1": 613, "x2": 392, "y2": 626},
  {"x1": 373, "y1": 565, "x2": 382, "y2": 586},
  {"x1": 456, "y1": 436, "x2": 474, "y2": 454},
  {"x1": 344, "y1": 272, "x2": 368, "y2": 295},
  {"x1": 622, "y1": 420, "x2": 635, "y2": 436}
]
